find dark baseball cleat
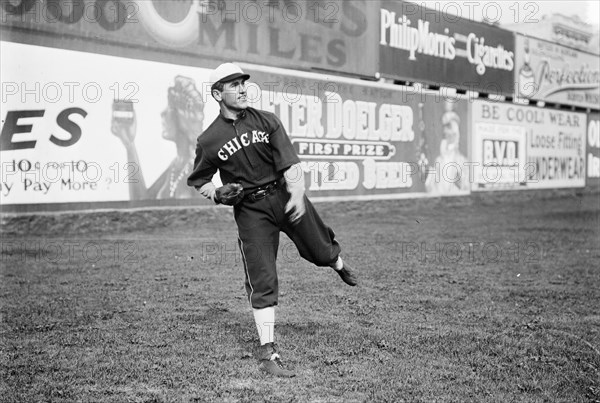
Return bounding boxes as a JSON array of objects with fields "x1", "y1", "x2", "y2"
[
  {"x1": 258, "y1": 343, "x2": 296, "y2": 378},
  {"x1": 336, "y1": 264, "x2": 358, "y2": 286}
]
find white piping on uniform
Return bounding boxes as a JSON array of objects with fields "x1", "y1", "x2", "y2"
[{"x1": 238, "y1": 236, "x2": 254, "y2": 304}]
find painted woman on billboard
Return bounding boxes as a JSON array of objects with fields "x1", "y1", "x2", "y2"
[
  {"x1": 111, "y1": 75, "x2": 204, "y2": 200},
  {"x1": 425, "y1": 100, "x2": 470, "y2": 194}
]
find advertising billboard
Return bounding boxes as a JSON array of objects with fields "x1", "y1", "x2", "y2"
[
  {"x1": 1, "y1": 41, "x2": 473, "y2": 209},
  {"x1": 471, "y1": 100, "x2": 587, "y2": 191},
  {"x1": 0, "y1": 0, "x2": 379, "y2": 78},
  {"x1": 379, "y1": 0, "x2": 516, "y2": 96},
  {"x1": 514, "y1": 34, "x2": 600, "y2": 109},
  {"x1": 245, "y1": 65, "x2": 471, "y2": 200},
  {"x1": 0, "y1": 41, "x2": 220, "y2": 205}
]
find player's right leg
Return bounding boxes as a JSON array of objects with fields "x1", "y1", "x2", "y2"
[
  {"x1": 234, "y1": 200, "x2": 296, "y2": 377},
  {"x1": 234, "y1": 201, "x2": 280, "y2": 309}
]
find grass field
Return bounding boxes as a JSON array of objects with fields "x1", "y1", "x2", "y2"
[{"x1": 1, "y1": 193, "x2": 599, "y2": 402}]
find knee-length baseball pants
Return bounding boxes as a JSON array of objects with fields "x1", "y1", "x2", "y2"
[{"x1": 233, "y1": 186, "x2": 341, "y2": 309}]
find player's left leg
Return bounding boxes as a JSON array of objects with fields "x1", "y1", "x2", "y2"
[{"x1": 279, "y1": 194, "x2": 357, "y2": 286}]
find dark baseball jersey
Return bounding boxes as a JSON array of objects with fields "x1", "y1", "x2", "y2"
[{"x1": 187, "y1": 107, "x2": 300, "y2": 190}]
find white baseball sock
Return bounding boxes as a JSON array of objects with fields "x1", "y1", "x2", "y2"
[
  {"x1": 253, "y1": 306, "x2": 275, "y2": 346},
  {"x1": 332, "y1": 256, "x2": 344, "y2": 271}
]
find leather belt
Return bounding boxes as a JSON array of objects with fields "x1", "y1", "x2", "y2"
[{"x1": 244, "y1": 178, "x2": 284, "y2": 202}]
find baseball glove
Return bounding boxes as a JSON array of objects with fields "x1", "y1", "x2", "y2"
[{"x1": 215, "y1": 183, "x2": 244, "y2": 205}]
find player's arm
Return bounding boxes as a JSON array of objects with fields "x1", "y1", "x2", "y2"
[
  {"x1": 187, "y1": 142, "x2": 244, "y2": 206},
  {"x1": 187, "y1": 142, "x2": 219, "y2": 203}
]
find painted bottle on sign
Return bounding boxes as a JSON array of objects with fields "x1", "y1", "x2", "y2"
[{"x1": 518, "y1": 38, "x2": 537, "y2": 98}]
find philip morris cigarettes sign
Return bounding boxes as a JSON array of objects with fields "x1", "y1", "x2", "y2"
[{"x1": 379, "y1": 0, "x2": 515, "y2": 96}]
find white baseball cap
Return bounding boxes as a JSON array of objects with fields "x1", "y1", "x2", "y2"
[{"x1": 210, "y1": 63, "x2": 250, "y2": 90}]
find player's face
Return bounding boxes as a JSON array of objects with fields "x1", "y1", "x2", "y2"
[{"x1": 219, "y1": 78, "x2": 248, "y2": 112}]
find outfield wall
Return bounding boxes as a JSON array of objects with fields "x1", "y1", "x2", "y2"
[{"x1": 1, "y1": 1, "x2": 599, "y2": 212}]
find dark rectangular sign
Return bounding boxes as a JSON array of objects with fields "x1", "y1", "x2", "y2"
[{"x1": 379, "y1": 0, "x2": 516, "y2": 96}]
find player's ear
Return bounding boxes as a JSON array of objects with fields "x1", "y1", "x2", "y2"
[{"x1": 212, "y1": 88, "x2": 222, "y2": 102}]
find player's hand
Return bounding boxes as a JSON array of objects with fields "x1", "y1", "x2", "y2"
[
  {"x1": 283, "y1": 164, "x2": 306, "y2": 224},
  {"x1": 285, "y1": 192, "x2": 305, "y2": 223},
  {"x1": 215, "y1": 183, "x2": 244, "y2": 206}
]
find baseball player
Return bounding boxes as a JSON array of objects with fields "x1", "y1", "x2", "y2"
[{"x1": 187, "y1": 63, "x2": 358, "y2": 378}]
